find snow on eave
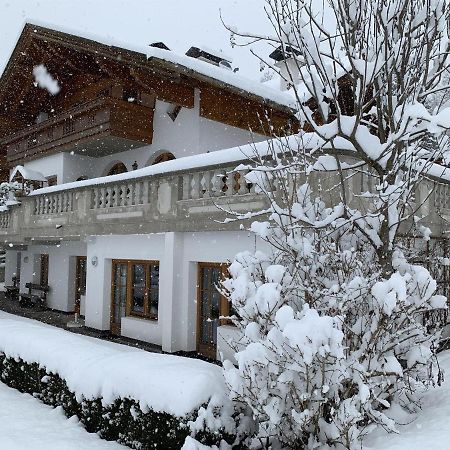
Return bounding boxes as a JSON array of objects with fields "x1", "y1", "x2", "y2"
[
  {"x1": 10, "y1": 165, "x2": 47, "y2": 183},
  {"x1": 147, "y1": 47, "x2": 297, "y2": 111}
]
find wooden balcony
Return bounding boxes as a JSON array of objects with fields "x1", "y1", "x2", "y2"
[{"x1": 3, "y1": 96, "x2": 154, "y2": 166}]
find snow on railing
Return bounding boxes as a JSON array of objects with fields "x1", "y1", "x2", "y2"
[{"x1": 33, "y1": 191, "x2": 74, "y2": 215}]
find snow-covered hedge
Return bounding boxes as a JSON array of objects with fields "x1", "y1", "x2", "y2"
[{"x1": 0, "y1": 313, "x2": 231, "y2": 449}]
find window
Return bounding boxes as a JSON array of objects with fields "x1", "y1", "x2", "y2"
[
  {"x1": 46, "y1": 175, "x2": 57, "y2": 186},
  {"x1": 123, "y1": 88, "x2": 139, "y2": 103},
  {"x1": 111, "y1": 260, "x2": 159, "y2": 321},
  {"x1": 107, "y1": 162, "x2": 127, "y2": 176},
  {"x1": 152, "y1": 152, "x2": 175, "y2": 165}
]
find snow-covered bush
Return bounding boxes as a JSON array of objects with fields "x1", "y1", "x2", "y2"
[
  {"x1": 202, "y1": 0, "x2": 450, "y2": 448},
  {"x1": 0, "y1": 181, "x2": 24, "y2": 210},
  {"x1": 0, "y1": 353, "x2": 245, "y2": 450},
  {"x1": 222, "y1": 183, "x2": 445, "y2": 449},
  {"x1": 0, "y1": 315, "x2": 239, "y2": 449}
]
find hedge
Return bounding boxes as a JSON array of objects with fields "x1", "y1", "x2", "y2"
[{"x1": 0, "y1": 354, "x2": 238, "y2": 449}]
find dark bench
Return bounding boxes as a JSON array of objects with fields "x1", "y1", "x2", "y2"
[
  {"x1": 19, "y1": 283, "x2": 49, "y2": 308},
  {"x1": 5, "y1": 276, "x2": 19, "y2": 301}
]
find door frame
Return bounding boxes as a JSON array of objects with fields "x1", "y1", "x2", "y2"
[
  {"x1": 196, "y1": 262, "x2": 229, "y2": 359},
  {"x1": 75, "y1": 256, "x2": 87, "y2": 315},
  {"x1": 110, "y1": 260, "x2": 129, "y2": 335}
]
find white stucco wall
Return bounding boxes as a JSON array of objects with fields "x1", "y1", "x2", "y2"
[
  {"x1": 20, "y1": 89, "x2": 266, "y2": 185},
  {"x1": 83, "y1": 230, "x2": 267, "y2": 356},
  {"x1": 4, "y1": 250, "x2": 21, "y2": 286},
  {"x1": 84, "y1": 234, "x2": 165, "y2": 339},
  {"x1": 14, "y1": 241, "x2": 86, "y2": 311},
  {"x1": 4, "y1": 230, "x2": 265, "y2": 360}
]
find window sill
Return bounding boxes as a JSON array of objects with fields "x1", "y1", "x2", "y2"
[{"x1": 126, "y1": 314, "x2": 158, "y2": 322}]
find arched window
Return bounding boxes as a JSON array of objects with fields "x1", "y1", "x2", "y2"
[
  {"x1": 152, "y1": 152, "x2": 175, "y2": 165},
  {"x1": 107, "y1": 162, "x2": 127, "y2": 176}
]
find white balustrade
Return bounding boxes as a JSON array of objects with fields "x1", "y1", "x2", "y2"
[
  {"x1": 181, "y1": 167, "x2": 255, "y2": 200},
  {"x1": 89, "y1": 179, "x2": 150, "y2": 210},
  {"x1": 33, "y1": 191, "x2": 75, "y2": 215},
  {"x1": 0, "y1": 212, "x2": 10, "y2": 229},
  {"x1": 31, "y1": 166, "x2": 256, "y2": 217},
  {"x1": 435, "y1": 183, "x2": 450, "y2": 209}
]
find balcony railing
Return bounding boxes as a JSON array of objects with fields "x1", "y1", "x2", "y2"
[
  {"x1": 3, "y1": 96, "x2": 153, "y2": 165},
  {"x1": 0, "y1": 160, "x2": 266, "y2": 242},
  {"x1": 0, "y1": 152, "x2": 447, "y2": 247}
]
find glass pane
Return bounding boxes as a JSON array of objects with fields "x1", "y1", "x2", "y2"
[
  {"x1": 113, "y1": 264, "x2": 127, "y2": 323},
  {"x1": 202, "y1": 291, "x2": 210, "y2": 316},
  {"x1": 211, "y1": 292, "x2": 220, "y2": 319},
  {"x1": 150, "y1": 289, "x2": 159, "y2": 317},
  {"x1": 148, "y1": 265, "x2": 159, "y2": 318},
  {"x1": 132, "y1": 287, "x2": 145, "y2": 313},
  {"x1": 133, "y1": 264, "x2": 145, "y2": 287},
  {"x1": 131, "y1": 264, "x2": 145, "y2": 314},
  {"x1": 202, "y1": 267, "x2": 210, "y2": 289},
  {"x1": 150, "y1": 265, "x2": 159, "y2": 287},
  {"x1": 79, "y1": 259, "x2": 87, "y2": 294},
  {"x1": 211, "y1": 267, "x2": 220, "y2": 286},
  {"x1": 202, "y1": 318, "x2": 210, "y2": 344},
  {"x1": 115, "y1": 263, "x2": 127, "y2": 285},
  {"x1": 211, "y1": 320, "x2": 218, "y2": 345}
]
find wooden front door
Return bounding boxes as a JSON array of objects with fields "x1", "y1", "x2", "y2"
[
  {"x1": 197, "y1": 263, "x2": 227, "y2": 359},
  {"x1": 111, "y1": 261, "x2": 128, "y2": 334},
  {"x1": 40, "y1": 254, "x2": 49, "y2": 285},
  {"x1": 75, "y1": 256, "x2": 87, "y2": 315}
]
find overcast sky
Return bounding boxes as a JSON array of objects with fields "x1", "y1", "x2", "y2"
[{"x1": 0, "y1": 0, "x2": 272, "y2": 81}]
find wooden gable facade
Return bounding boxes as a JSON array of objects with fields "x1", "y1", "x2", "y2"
[{"x1": 0, "y1": 23, "x2": 295, "y2": 173}]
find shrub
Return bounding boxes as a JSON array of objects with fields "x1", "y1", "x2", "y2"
[{"x1": 0, "y1": 354, "x2": 233, "y2": 449}]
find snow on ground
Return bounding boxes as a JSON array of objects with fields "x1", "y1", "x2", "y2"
[
  {"x1": 364, "y1": 350, "x2": 450, "y2": 450},
  {"x1": 0, "y1": 381, "x2": 125, "y2": 450},
  {"x1": 0, "y1": 311, "x2": 224, "y2": 417}
]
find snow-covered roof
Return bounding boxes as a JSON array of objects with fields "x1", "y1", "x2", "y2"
[
  {"x1": 146, "y1": 46, "x2": 296, "y2": 109},
  {"x1": 2, "y1": 21, "x2": 296, "y2": 112},
  {"x1": 10, "y1": 165, "x2": 47, "y2": 183}
]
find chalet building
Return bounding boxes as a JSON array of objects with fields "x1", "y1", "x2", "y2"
[
  {"x1": 1, "y1": 25, "x2": 449, "y2": 360},
  {"x1": 0, "y1": 23, "x2": 298, "y2": 360}
]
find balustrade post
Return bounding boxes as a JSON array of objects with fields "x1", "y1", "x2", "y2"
[
  {"x1": 100, "y1": 187, "x2": 106, "y2": 208},
  {"x1": 200, "y1": 171, "x2": 211, "y2": 198},
  {"x1": 190, "y1": 173, "x2": 201, "y2": 199},
  {"x1": 182, "y1": 174, "x2": 191, "y2": 200}
]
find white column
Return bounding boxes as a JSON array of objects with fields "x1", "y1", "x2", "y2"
[
  {"x1": 85, "y1": 248, "x2": 112, "y2": 330},
  {"x1": 160, "y1": 232, "x2": 184, "y2": 353},
  {"x1": 4, "y1": 250, "x2": 18, "y2": 285}
]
